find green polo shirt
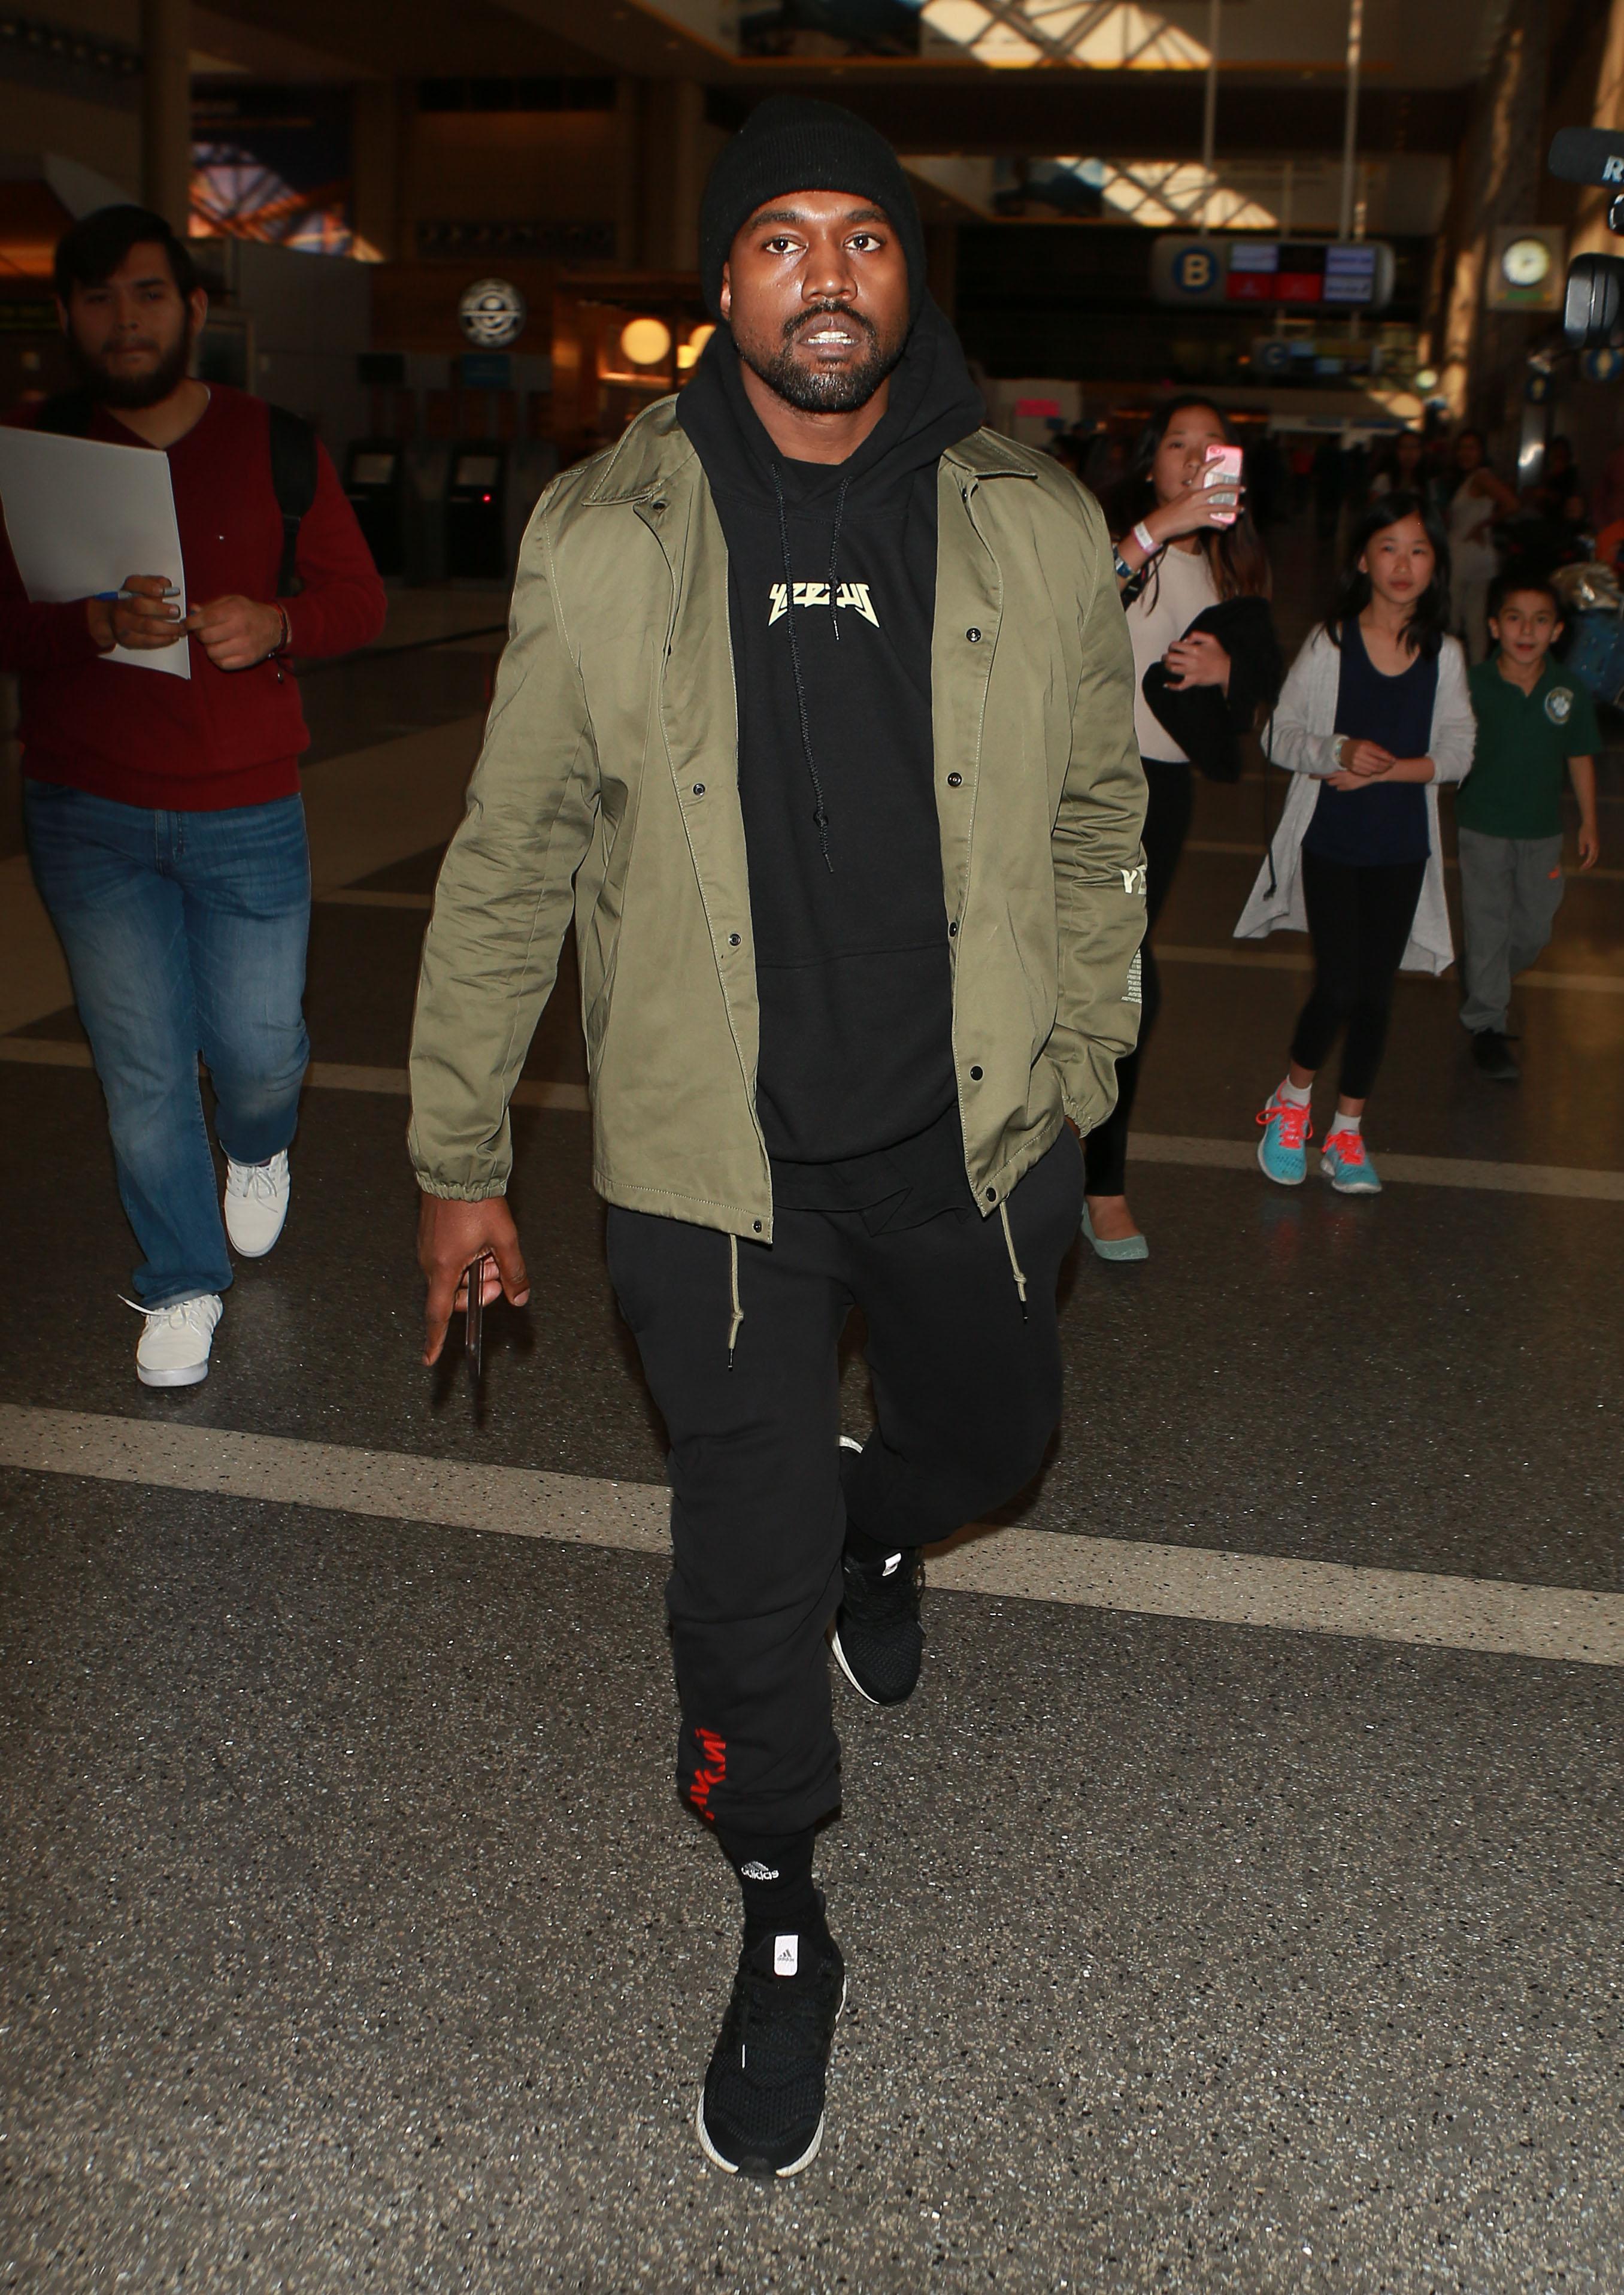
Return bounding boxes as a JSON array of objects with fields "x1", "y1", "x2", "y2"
[{"x1": 1458, "y1": 652, "x2": 1599, "y2": 840}]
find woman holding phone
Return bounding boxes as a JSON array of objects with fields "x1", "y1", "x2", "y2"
[
  {"x1": 1236, "y1": 492, "x2": 1474, "y2": 1192},
  {"x1": 1085, "y1": 398, "x2": 1275, "y2": 1261}
]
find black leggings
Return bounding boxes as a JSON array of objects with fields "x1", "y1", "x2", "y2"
[
  {"x1": 1084, "y1": 757, "x2": 1193, "y2": 1197},
  {"x1": 1289, "y1": 849, "x2": 1426, "y2": 1101}
]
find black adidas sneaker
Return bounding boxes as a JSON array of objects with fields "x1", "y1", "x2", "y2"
[
  {"x1": 831, "y1": 1544, "x2": 925, "y2": 1705},
  {"x1": 697, "y1": 1921, "x2": 846, "y2": 2178}
]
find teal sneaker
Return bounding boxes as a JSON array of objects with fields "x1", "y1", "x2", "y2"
[
  {"x1": 1255, "y1": 1092, "x2": 1311, "y2": 1186},
  {"x1": 1321, "y1": 1127, "x2": 1381, "y2": 1194}
]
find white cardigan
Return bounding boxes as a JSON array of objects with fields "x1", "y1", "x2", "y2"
[{"x1": 1233, "y1": 626, "x2": 1475, "y2": 974}]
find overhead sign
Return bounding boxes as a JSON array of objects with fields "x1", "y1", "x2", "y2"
[
  {"x1": 1150, "y1": 235, "x2": 1226, "y2": 305},
  {"x1": 1153, "y1": 237, "x2": 1395, "y2": 312}
]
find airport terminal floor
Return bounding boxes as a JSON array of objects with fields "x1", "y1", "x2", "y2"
[{"x1": 3, "y1": 544, "x2": 1623, "y2": 2291}]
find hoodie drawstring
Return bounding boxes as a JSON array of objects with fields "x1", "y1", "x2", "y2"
[
  {"x1": 826, "y1": 476, "x2": 849, "y2": 644},
  {"x1": 998, "y1": 1202, "x2": 1029, "y2": 1321},
  {"x1": 770, "y1": 462, "x2": 837, "y2": 873},
  {"x1": 726, "y1": 1232, "x2": 744, "y2": 1370}
]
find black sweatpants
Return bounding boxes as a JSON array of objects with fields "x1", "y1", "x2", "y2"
[
  {"x1": 1084, "y1": 757, "x2": 1193, "y2": 1197},
  {"x1": 1289, "y1": 849, "x2": 1426, "y2": 1101},
  {"x1": 604, "y1": 1128, "x2": 1084, "y2": 1837}
]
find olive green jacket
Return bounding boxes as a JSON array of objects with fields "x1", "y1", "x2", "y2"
[{"x1": 408, "y1": 398, "x2": 1146, "y2": 1240}]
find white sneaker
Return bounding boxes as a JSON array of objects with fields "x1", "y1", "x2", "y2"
[
  {"x1": 135, "y1": 1293, "x2": 223, "y2": 1388},
  {"x1": 224, "y1": 1150, "x2": 291, "y2": 1257}
]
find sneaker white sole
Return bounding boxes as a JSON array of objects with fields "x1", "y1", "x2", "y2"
[
  {"x1": 137, "y1": 1358, "x2": 210, "y2": 1388},
  {"x1": 1324, "y1": 1170, "x2": 1381, "y2": 1196},
  {"x1": 829, "y1": 1625, "x2": 881, "y2": 1706},
  {"x1": 695, "y1": 1978, "x2": 847, "y2": 2179},
  {"x1": 696, "y1": 2099, "x2": 826, "y2": 2180},
  {"x1": 1256, "y1": 1136, "x2": 1306, "y2": 1188}
]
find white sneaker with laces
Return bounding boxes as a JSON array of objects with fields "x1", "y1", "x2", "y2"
[
  {"x1": 135, "y1": 1293, "x2": 223, "y2": 1388},
  {"x1": 225, "y1": 1149, "x2": 291, "y2": 1257}
]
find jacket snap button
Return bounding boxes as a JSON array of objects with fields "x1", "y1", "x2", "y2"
[
  {"x1": 728, "y1": 932, "x2": 741, "y2": 947},
  {"x1": 947, "y1": 772, "x2": 963, "y2": 788},
  {"x1": 984, "y1": 1186, "x2": 996, "y2": 1202},
  {"x1": 692, "y1": 783, "x2": 705, "y2": 796},
  {"x1": 753, "y1": 1220, "x2": 763, "y2": 1233},
  {"x1": 969, "y1": 1065, "x2": 983, "y2": 1080},
  {"x1": 947, "y1": 921, "x2": 958, "y2": 937},
  {"x1": 966, "y1": 627, "x2": 981, "y2": 643}
]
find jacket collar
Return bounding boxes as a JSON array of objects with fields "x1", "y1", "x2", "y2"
[
  {"x1": 583, "y1": 398, "x2": 695, "y2": 505},
  {"x1": 584, "y1": 395, "x2": 1036, "y2": 505},
  {"x1": 941, "y1": 428, "x2": 1038, "y2": 482}
]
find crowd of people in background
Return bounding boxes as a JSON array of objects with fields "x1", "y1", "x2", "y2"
[{"x1": 1051, "y1": 396, "x2": 1607, "y2": 1248}]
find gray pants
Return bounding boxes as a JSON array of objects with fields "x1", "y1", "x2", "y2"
[{"x1": 1457, "y1": 826, "x2": 1565, "y2": 1034}]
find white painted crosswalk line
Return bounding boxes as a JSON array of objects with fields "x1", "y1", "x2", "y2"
[{"x1": 2, "y1": 1406, "x2": 1620, "y2": 1669}]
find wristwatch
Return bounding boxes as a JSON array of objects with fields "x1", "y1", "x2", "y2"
[{"x1": 1112, "y1": 547, "x2": 1135, "y2": 583}]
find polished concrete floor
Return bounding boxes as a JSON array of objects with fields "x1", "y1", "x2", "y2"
[{"x1": 3, "y1": 558, "x2": 1623, "y2": 2292}]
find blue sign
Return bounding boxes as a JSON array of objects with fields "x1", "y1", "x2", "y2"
[
  {"x1": 1581, "y1": 347, "x2": 1624, "y2": 383},
  {"x1": 1171, "y1": 244, "x2": 1219, "y2": 296}
]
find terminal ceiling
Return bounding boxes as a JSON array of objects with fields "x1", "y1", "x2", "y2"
[{"x1": 192, "y1": 0, "x2": 1523, "y2": 159}]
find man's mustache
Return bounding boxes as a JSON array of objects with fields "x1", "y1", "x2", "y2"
[{"x1": 783, "y1": 305, "x2": 879, "y2": 349}]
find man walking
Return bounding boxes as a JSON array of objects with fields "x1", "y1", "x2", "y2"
[
  {"x1": 410, "y1": 100, "x2": 1144, "y2": 2176},
  {"x1": 3, "y1": 205, "x2": 386, "y2": 1386}
]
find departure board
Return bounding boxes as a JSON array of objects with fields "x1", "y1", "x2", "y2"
[{"x1": 1225, "y1": 242, "x2": 1380, "y2": 306}]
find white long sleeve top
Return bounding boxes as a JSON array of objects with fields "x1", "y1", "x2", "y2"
[{"x1": 1233, "y1": 623, "x2": 1476, "y2": 974}]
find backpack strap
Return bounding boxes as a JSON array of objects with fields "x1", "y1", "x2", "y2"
[
  {"x1": 265, "y1": 402, "x2": 319, "y2": 598},
  {"x1": 34, "y1": 387, "x2": 98, "y2": 437}
]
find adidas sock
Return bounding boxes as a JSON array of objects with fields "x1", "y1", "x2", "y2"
[
  {"x1": 1330, "y1": 1110, "x2": 1362, "y2": 1135},
  {"x1": 844, "y1": 1518, "x2": 909, "y2": 1573},
  {"x1": 1278, "y1": 1075, "x2": 1311, "y2": 1107},
  {"x1": 714, "y1": 1824, "x2": 825, "y2": 1951}
]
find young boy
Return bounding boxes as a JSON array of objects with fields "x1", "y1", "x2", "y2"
[{"x1": 1456, "y1": 574, "x2": 1601, "y2": 1081}]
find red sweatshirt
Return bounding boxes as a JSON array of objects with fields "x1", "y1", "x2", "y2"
[{"x1": 0, "y1": 384, "x2": 387, "y2": 810}]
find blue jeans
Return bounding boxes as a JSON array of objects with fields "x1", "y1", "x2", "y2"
[{"x1": 24, "y1": 780, "x2": 311, "y2": 1307}]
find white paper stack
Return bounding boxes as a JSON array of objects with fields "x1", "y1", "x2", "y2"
[{"x1": 0, "y1": 425, "x2": 189, "y2": 679}]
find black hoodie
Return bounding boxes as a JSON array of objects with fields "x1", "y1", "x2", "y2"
[{"x1": 677, "y1": 300, "x2": 985, "y2": 1215}]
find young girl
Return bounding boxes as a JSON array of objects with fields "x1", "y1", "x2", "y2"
[
  {"x1": 1235, "y1": 493, "x2": 1475, "y2": 1194},
  {"x1": 1085, "y1": 397, "x2": 1274, "y2": 1261}
]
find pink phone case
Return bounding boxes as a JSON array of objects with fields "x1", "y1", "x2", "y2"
[{"x1": 1202, "y1": 443, "x2": 1243, "y2": 525}]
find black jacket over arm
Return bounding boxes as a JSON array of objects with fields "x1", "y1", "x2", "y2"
[{"x1": 1139, "y1": 594, "x2": 1284, "y2": 783}]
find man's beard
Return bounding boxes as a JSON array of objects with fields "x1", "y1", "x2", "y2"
[
  {"x1": 69, "y1": 323, "x2": 193, "y2": 410},
  {"x1": 737, "y1": 304, "x2": 905, "y2": 416}
]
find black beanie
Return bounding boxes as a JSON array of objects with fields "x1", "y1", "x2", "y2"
[{"x1": 698, "y1": 95, "x2": 926, "y2": 323}]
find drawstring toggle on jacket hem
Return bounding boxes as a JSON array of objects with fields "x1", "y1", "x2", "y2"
[
  {"x1": 997, "y1": 1202, "x2": 1029, "y2": 1321},
  {"x1": 726, "y1": 1232, "x2": 744, "y2": 1368}
]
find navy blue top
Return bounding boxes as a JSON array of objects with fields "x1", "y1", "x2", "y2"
[{"x1": 1302, "y1": 617, "x2": 1435, "y2": 867}]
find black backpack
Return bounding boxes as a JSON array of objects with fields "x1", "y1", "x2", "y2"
[{"x1": 35, "y1": 387, "x2": 319, "y2": 597}]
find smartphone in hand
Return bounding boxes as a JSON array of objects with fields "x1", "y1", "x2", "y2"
[
  {"x1": 1202, "y1": 442, "x2": 1243, "y2": 525},
  {"x1": 465, "y1": 1251, "x2": 491, "y2": 1398}
]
